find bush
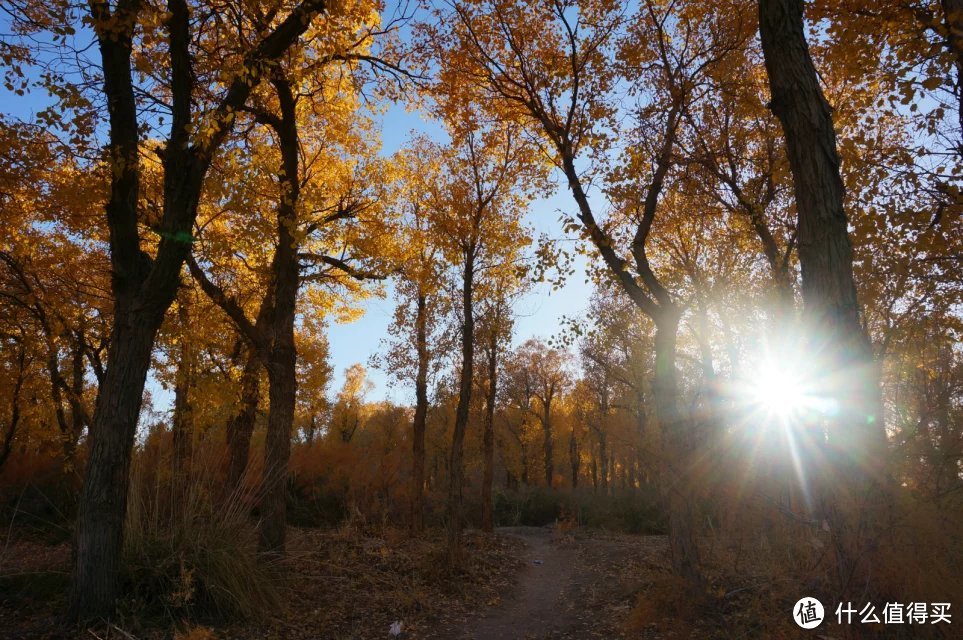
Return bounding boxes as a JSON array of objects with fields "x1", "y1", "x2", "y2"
[
  {"x1": 120, "y1": 444, "x2": 281, "y2": 626},
  {"x1": 286, "y1": 476, "x2": 347, "y2": 528},
  {"x1": 494, "y1": 487, "x2": 560, "y2": 526},
  {"x1": 0, "y1": 462, "x2": 80, "y2": 543},
  {"x1": 493, "y1": 486, "x2": 666, "y2": 533}
]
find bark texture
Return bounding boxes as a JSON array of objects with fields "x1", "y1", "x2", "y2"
[
  {"x1": 258, "y1": 76, "x2": 301, "y2": 557},
  {"x1": 759, "y1": 0, "x2": 889, "y2": 589}
]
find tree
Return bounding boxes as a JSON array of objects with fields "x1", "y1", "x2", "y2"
[
  {"x1": 375, "y1": 138, "x2": 450, "y2": 533},
  {"x1": 505, "y1": 340, "x2": 571, "y2": 488},
  {"x1": 476, "y1": 271, "x2": 524, "y2": 531},
  {"x1": 332, "y1": 364, "x2": 375, "y2": 444},
  {"x1": 42, "y1": 0, "x2": 332, "y2": 616},
  {"x1": 434, "y1": 0, "x2": 745, "y2": 583},
  {"x1": 186, "y1": 2, "x2": 404, "y2": 553},
  {"x1": 420, "y1": 118, "x2": 536, "y2": 564},
  {"x1": 758, "y1": 0, "x2": 890, "y2": 588}
]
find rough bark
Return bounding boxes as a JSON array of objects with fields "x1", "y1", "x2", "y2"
[
  {"x1": 759, "y1": 0, "x2": 889, "y2": 591},
  {"x1": 411, "y1": 290, "x2": 429, "y2": 533},
  {"x1": 70, "y1": 311, "x2": 163, "y2": 620},
  {"x1": 258, "y1": 76, "x2": 301, "y2": 557},
  {"x1": 68, "y1": 0, "x2": 156, "y2": 618}
]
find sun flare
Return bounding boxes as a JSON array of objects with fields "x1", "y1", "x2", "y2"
[{"x1": 748, "y1": 362, "x2": 810, "y2": 421}]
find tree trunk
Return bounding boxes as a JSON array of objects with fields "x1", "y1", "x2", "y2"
[
  {"x1": 569, "y1": 425, "x2": 579, "y2": 489},
  {"x1": 225, "y1": 349, "x2": 260, "y2": 494},
  {"x1": 70, "y1": 309, "x2": 166, "y2": 619},
  {"x1": 598, "y1": 377, "x2": 610, "y2": 494},
  {"x1": 261, "y1": 336, "x2": 296, "y2": 556},
  {"x1": 0, "y1": 347, "x2": 26, "y2": 472},
  {"x1": 542, "y1": 406, "x2": 553, "y2": 488},
  {"x1": 305, "y1": 414, "x2": 316, "y2": 444},
  {"x1": 481, "y1": 334, "x2": 498, "y2": 532},
  {"x1": 258, "y1": 76, "x2": 300, "y2": 558},
  {"x1": 69, "y1": 4, "x2": 166, "y2": 617},
  {"x1": 759, "y1": 0, "x2": 888, "y2": 589},
  {"x1": 68, "y1": 339, "x2": 86, "y2": 455},
  {"x1": 653, "y1": 312, "x2": 702, "y2": 585},
  {"x1": 411, "y1": 291, "x2": 429, "y2": 533},
  {"x1": 447, "y1": 250, "x2": 475, "y2": 566}
]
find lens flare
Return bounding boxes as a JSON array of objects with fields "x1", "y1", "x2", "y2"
[{"x1": 748, "y1": 361, "x2": 809, "y2": 421}]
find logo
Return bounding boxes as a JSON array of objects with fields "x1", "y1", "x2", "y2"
[{"x1": 793, "y1": 597, "x2": 825, "y2": 629}]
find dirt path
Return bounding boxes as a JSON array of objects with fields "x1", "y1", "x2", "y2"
[
  {"x1": 444, "y1": 526, "x2": 579, "y2": 640},
  {"x1": 437, "y1": 526, "x2": 671, "y2": 640}
]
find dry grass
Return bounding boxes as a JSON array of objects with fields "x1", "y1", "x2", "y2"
[{"x1": 223, "y1": 525, "x2": 525, "y2": 639}]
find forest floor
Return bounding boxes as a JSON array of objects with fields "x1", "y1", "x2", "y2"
[
  {"x1": 438, "y1": 526, "x2": 670, "y2": 640},
  {"x1": 0, "y1": 525, "x2": 694, "y2": 639}
]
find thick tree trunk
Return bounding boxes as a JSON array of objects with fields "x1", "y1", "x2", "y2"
[
  {"x1": 260, "y1": 331, "x2": 296, "y2": 556},
  {"x1": 68, "y1": 5, "x2": 164, "y2": 617},
  {"x1": 653, "y1": 312, "x2": 702, "y2": 585},
  {"x1": 759, "y1": 0, "x2": 888, "y2": 589},
  {"x1": 68, "y1": 0, "x2": 324, "y2": 618},
  {"x1": 258, "y1": 76, "x2": 300, "y2": 557},
  {"x1": 225, "y1": 349, "x2": 260, "y2": 494},
  {"x1": 411, "y1": 291, "x2": 429, "y2": 533},
  {"x1": 70, "y1": 308, "x2": 166, "y2": 619},
  {"x1": 447, "y1": 251, "x2": 475, "y2": 566},
  {"x1": 481, "y1": 334, "x2": 498, "y2": 533}
]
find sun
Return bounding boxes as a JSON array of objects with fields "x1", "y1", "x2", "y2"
[{"x1": 748, "y1": 361, "x2": 809, "y2": 421}]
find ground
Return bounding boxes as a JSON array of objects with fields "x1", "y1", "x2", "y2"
[
  {"x1": 0, "y1": 525, "x2": 679, "y2": 639},
  {"x1": 439, "y1": 526, "x2": 670, "y2": 640}
]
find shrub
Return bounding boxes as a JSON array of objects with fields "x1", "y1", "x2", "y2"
[
  {"x1": 286, "y1": 476, "x2": 347, "y2": 528},
  {"x1": 493, "y1": 486, "x2": 666, "y2": 532},
  {"x1": 120, "y1": 443, "x2": 281, "y2": 626}
]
